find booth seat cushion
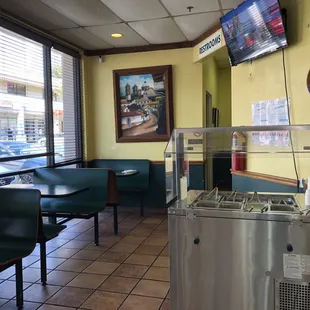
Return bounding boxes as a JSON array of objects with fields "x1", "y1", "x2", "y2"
[
  {"x1": 90, "y1": 159, "x2": 150, "y2": 191},
  {"x1": 40, "y1": 198, "x2": 105, "y2": 215}
]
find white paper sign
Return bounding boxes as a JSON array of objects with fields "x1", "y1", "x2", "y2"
[
  {"x1": 283, "y1": 254, "x2": 310, "y2": 279},
  {"x1": 252, "y1": 99, "x2": 290, "y2": 146}
]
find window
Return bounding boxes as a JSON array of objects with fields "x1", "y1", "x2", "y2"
[
  {"x1": 51, "y1": 49, "x2": 82, "y2": 164},
  {"x1": 7, "y1": 83, "x2": 26, "y2": 96},
  {"x1": 0, "y1": 25, "x2": 82, "y2": 183}
]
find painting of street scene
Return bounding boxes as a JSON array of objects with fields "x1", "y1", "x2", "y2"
[{"x1": 113, "y1": 66, "x2": 173, "y2": 142}]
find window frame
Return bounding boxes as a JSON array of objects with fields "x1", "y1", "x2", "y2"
[{"x1": 0, "y1": 22, "x2": 83, "y2": 178}]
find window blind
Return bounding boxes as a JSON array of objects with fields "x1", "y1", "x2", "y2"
[
  {"x1": 0, "y1": 26, "x2": 48, "y2": 176},
  {"x1": 0, "y1": 25, "x2": 82, "y2": 183},
  {"x1": 51, "y1": 49, "x2": 82, "y2": 165}
]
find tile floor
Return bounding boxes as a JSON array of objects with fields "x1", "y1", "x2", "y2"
[{"x1": 0, "y1": 208, "x2": 170, "y2": 310}]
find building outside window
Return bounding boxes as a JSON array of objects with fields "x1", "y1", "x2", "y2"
[{"x1": 7, "y1": 83, "x2": 26, "y2": 96}]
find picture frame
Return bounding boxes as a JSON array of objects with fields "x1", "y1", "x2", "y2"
[{"x1": 113, "y1": 65, "x2": 174, "y2": 143}]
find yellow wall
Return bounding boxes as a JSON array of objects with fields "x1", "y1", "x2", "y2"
[
  {"x1": 202, "y1": 55, "x2": 231, "y2": 127},
  {"x1": 218, "y1": 68, "x2": 231, "y2": 127},
  {"x1": 231, "y1": 0, "x2": 310, "y2": 179},
  {"x1": 84, "y1": 48, "x2": 203, "y2": 161}
]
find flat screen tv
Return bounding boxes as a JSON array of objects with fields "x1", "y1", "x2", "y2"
[{"x1": 220, "y1": 0, "x2": 288, "y2": 66}]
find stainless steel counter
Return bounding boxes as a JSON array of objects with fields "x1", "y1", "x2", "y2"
[{"x1": 168, "y1": 191, "x2": 310, "y2": 310}]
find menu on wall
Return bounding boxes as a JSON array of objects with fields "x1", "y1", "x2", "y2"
[{"x1": 252, "y1": 98, "x2": 290, "y2": 146}]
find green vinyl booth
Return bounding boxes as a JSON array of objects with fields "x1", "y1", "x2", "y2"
[
  {"x1": 0, "y1": 188, "x2": 41, "y2": 309},
  {"x1": 34, "y1": 168, "x2": 119, "y2": 243},
  {"x1": 90, "y1": 159, "x2": 150, "y2": 216}
]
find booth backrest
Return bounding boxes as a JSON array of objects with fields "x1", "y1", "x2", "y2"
[
  {"x1": 34, "y1": 168, "x2": 118, "y2": 204},
  {"x1": 0, "y1": 188, "x2": 40, "y2": 244},
  {"x1": 90, "y1": 159, "x2": 150, "y2": 191}
]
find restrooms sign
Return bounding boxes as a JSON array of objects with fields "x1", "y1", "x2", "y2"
[{"x1": 198, "y1": 29, "x2": 224, "y2": 59}]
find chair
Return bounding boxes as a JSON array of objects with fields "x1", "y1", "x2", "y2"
[
  {"x1": 0, "y1": 188, "x2": 40, "y2": 309},
  {"x1": 38, "y1": 223, "x2": 66, "y2": 285}
]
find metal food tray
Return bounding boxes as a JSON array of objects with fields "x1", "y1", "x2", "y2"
[{"x1": 191, "y1": 188, "x2": 300, "y2": 213}]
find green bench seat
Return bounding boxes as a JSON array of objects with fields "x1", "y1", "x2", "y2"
[
  {"x1": 0, "y1": 188, "x2": 41, "y2": 309},
  {"x1": 34, "y1": 168, "x2": 119, "y2": 244},
  {"x1": 90, "y1": 159, "x2": 150, "y2": 215}
]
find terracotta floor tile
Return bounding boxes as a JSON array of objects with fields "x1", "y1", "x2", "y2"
[
  {"x1": 156, "y1": 224, "x2": 168, "y2": 231},
  {"x1": 38, "y1": 305, "x2": 75, "y2": 310},
  {"x1": 113, "y1": 264, "x2": 148, "y2": 279},
  {"x1": 61, "y1": 240, "x2": 91, "y2": 249},
  {"x1": 0, "y1": 266, "x2": 15, "y2": 280},
  {"x1": 137, "y1": 223, "x2": 158, "y2": 230},
  {"x1": 127, "y1": 229, "x2": 152, "y2": 237},
  {"x1": 46, "y1": 286, "x2": 94, "y2": 308},
  {"x1": 99, "y1": 276, "x2": 138, "y2": 294},
  {"x1": 0, "y1": 281, "x2": 31, "y2": 299},
  {"x1": 59, "y1": 231, "x2": 81, "y2": 239},
  {"x1": 150, "y1": 231, "x2": 168, "y2": 238},
  {"x1": 161, "y1": 245, "x2": 169, "y2": 256},
  {"x1": 0, "y1": 298, "x2": 8, "y2": 306},
  {"x1": 109, "y1": 242, "x2": 139, "y2": 253},
  {"x1": 48, "y1": 248, "x2": 80, "y2": 259},
  {"x1": 161, "y1": 299, "x2": 170, "y2": 310},
  {"x1": 153, "y1": 256, "x2": 169, "y2": 268},
  {"x1": 71, "y1": 249, "x2": 102, "y2": 260},
  {"x1": 124, "y1": 254, "x2": 157, "y2": 266},
  {"x1": 31, "y1": 246, "x2": 56, "y2": 256},
  {"x1": 142, "y1": 218, "x2": 163, "y2": 224},
  {"x1": 120, "y1": 236, "x2": 146, "y2": 245},
  {"x1": 47, "y1": 238, "x2": 69, "y2": 247},
  {"x1": 9, "y1": 267, "x2": 44, "y2": 283},
  {"x1": 67, "y1": 273, "x2": 107, "y2": 289},
  {"x1": 135, "y1": 245, "x2": 164, "y2": 256},
  {"x1": 2, "y1": 300, "x2": 41, "y2": 310},
  {"x1": 143, "y1": 238, "x2": 168, "y2": 247},
  {"x1": 83, "y1": 261, "x2": 120, "y2": 275},
  {"x1": 56, "y1": 259, "x2": 92, "y2": 272},
  {"x1": 132, "y1": 279, "x2": 169, "y2": 298},
  {"x1": 22, "y1": 256, "x2": 40, "y2": 268},
  {"x1": 81, "y1": 290, "x2": 127, "y2": 310},
  {"x1": 143, "y1": 267, "x2": 170, "y2": 282},
  {"x1": 31, "y1": 257, "x2": 67, "y2": 270},
  {"x1": 44, "y1": 270, "x2": 78, "y2": 286},
  {"x1": 119, "y1": 295, "x2": 163, "y2": 310},
  {"x1": 23, "y1": 284, "x2": 61, "y2": 303},
  {"x1": 85, "y1": 244, "x2": 110, "y2": 252},
  {"x1": 97, "y1": 251, "x2": 130, "y2": 263}
]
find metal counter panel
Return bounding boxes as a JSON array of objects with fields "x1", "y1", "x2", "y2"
[{"x1": 169, "y1": 213, "x2": 310, "y2": 310}]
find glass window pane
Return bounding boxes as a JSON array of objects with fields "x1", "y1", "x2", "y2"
[
  {"x1": 0, "y1": 27, "x2": 48, "y2": 172},
  {"x1": 51, "y1": 49, "x2": 80, "y2": 164}
]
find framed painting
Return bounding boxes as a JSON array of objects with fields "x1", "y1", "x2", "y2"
[{"x1": 113, "y1": 65, "x2": 174, "y2": 142}]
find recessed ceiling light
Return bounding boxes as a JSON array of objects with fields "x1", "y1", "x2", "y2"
[{"x1": 111, "y1": 33, "x2": 123, "y2": 38}]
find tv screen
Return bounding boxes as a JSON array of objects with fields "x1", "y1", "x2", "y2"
[{"x1": 220, "y1": 0, "x2": 288, "y2": 66}]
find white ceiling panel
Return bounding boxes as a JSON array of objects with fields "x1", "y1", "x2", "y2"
[
  {"x1": 161, "y1": 0, "x2": 220, "y2": 16},
  {"x1": 174, "y1": 11, "x2": 221, "y2": 40},
  {"x1": 51, "y1": 28, "x2": 112, "y2": 49},
  {"x1": 220, "y1": 0, "x2": 243, "y2": 10},
  {"x1": 86, "y1": 23, "x2": 149, "y2": 47},
  {"x1": 0, "y1": 0, "x2": 77, "y2": 30},
  {"x1": 129, "y1": 18, "x2": 187, "y2": 44},
  {"x1": 41, "y1": 0, "x2": 121, "y2": 26},
  {"x1": 101, "y1": 0, "x2": 169, "y2": 22}
]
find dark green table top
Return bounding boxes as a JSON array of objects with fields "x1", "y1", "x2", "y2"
[
  {"x1": 2, "y1": 184, "x2": 88, "y2": 198},
  {"x1": 115, "y1": 170, "x2": 139, "y2": 177}
]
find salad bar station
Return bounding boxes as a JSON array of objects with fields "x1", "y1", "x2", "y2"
[{"x1": 165, "y1": 125, "x2": 310, "y2": 310}]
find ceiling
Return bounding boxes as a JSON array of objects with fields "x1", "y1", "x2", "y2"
[{"x1": 0, "y1": 0, "x2": 243, "y2": 51}]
